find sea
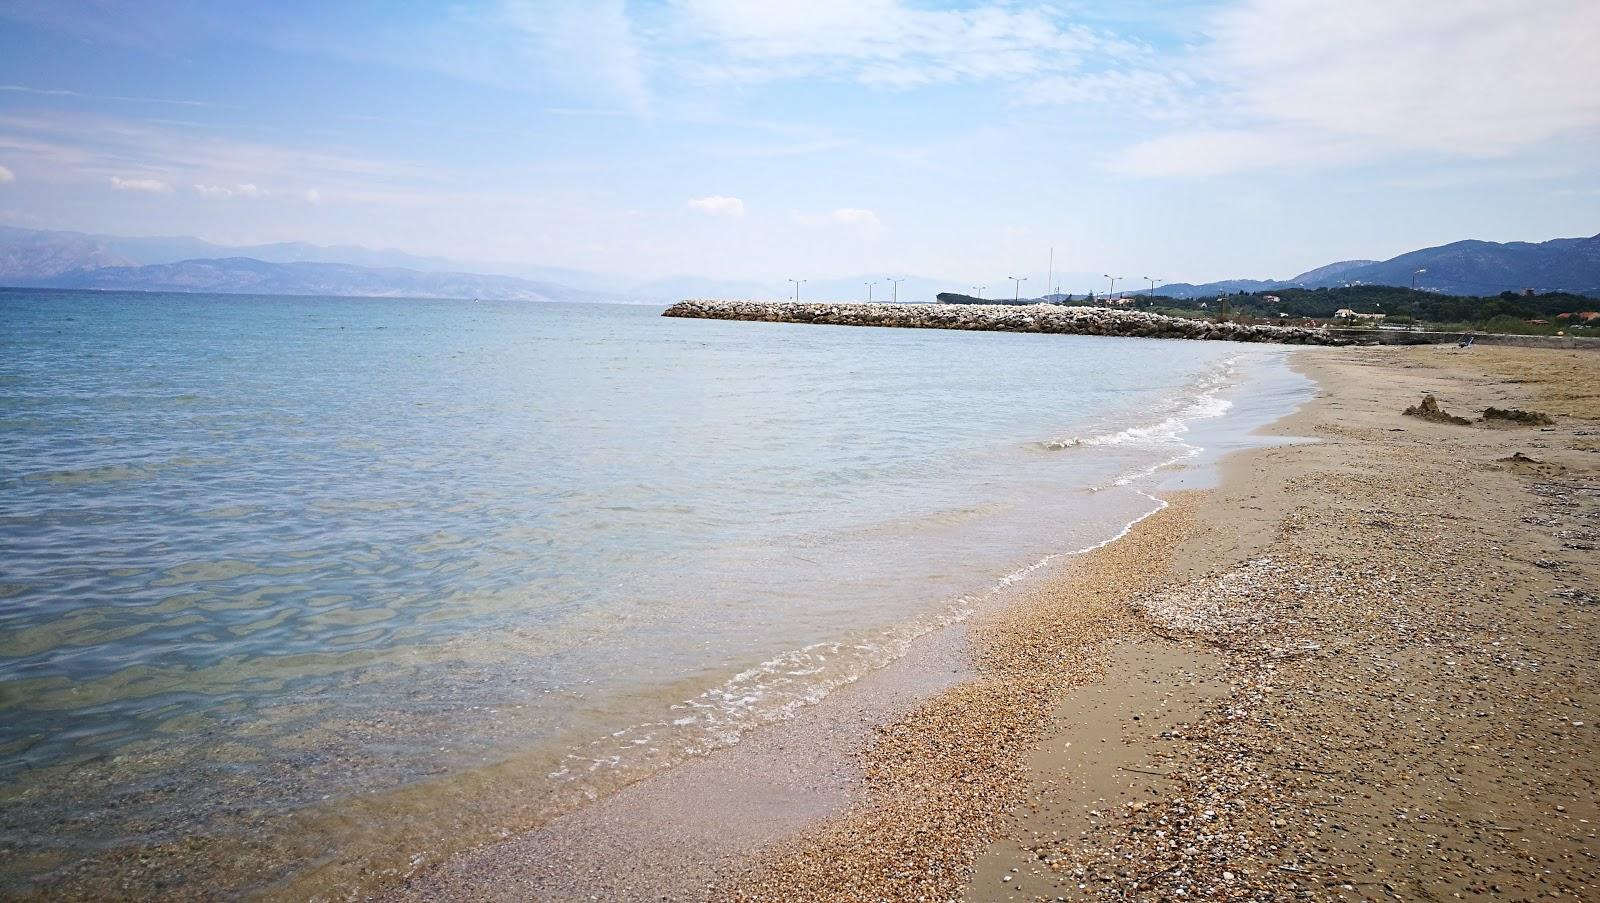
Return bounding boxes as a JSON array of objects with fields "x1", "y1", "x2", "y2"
[{"x1": 0, "y1": 289, "x2": 1312, "y2": 897}]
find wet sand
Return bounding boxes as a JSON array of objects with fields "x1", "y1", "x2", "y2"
[{"x1": 388, "y1": 345, "x2": 1598, "y2": 902}]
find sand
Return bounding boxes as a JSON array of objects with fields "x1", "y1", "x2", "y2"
[{"x1": 388, "y1": 344, "x2": 1598, "y2": 902}]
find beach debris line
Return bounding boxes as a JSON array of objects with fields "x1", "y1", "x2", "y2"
[
  {"x1": 662, "y1": 300, "x2": 1349, "y2": 345},
  {"x1": 1402, "y1": 394, "x2": 1472, "y2": 425}
]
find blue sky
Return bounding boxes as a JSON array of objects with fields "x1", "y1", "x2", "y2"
[{"x1": 0, "y1": 0, "x2": 1596, "y2": 289}]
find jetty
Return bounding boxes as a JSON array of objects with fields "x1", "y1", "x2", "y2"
[{"x1": 662, "y1": 300, "x2": 1349, "y2": 345}]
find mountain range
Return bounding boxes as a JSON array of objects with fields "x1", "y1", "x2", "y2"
[
  {"x1": 1155, "y1": 235, "x2": 1600, "y2": 299},
  {"x1": 1, "y1": 227, "x2": 1596, "y2": 302}
]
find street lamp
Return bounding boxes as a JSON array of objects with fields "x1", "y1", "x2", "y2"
[
  {"x1": 887, "y1": 277, "x2": 906, "y2": 303},
  {"x1": 1008, "y1": 275, "x2": 1027, "y2": 302},
  {"x1": 1145, "y1": 276, "x2": 1160, "y2": 300},
  {"x1": 1412, "y1": 268, "x2": 1426, "y2": 291},
  {"x1": 972, "y1": 285, "x2": 986, "y2": 301},
  {"x1": 864, "y1": 280, "x2": 877, "y2": 302},
  {"x1": 788, "y1": 278, "x2": 806, "y2": 302},
  {"x1": 1104, "y1": 274, "x2": 1121, "y2": 299}
]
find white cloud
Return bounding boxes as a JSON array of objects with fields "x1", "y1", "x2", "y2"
[
  {"x1": 830, "y1": 207, "x2": 880, "y2": 228},
  {"x1": 1015, "y1": 70, "x2": 1187, "y2": 111},
  {"x1": 791, "y1": 206, "x2": 884, "y2": 232},
  {"x1": 669, "y1": 0, "x2": 1122, "y2": 90},
  {"x1": 195, "y1": 182, "x2": 267, "y2": 200},
  {"x1": 0, "y1": 164, "x2": 13, "y2": 183},
  {"x1": 1117, "y1": 0, "x2": 1600, "y2": 177},
  {"x1": 305, "y1": 188, "x2": 321, "y2": 205},
  {"x1": 109, "y1": 175, "x2": 169, "y2": 192},
  {"x1": 688, "y1": 195, "x2": 744, "y2": 216}
]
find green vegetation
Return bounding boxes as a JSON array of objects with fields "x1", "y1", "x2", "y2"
[{"x1": 1113, "y1": 286, "x2": 1597, "y2": 333}]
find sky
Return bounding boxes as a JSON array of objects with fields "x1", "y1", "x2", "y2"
[{"x1": 0, "y1": 0, "x2": 1596, "y2": 290}]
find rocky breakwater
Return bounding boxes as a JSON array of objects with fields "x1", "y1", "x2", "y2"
[{"x1": 662, "y1": 300, "x2": 1348, "y2": 345}]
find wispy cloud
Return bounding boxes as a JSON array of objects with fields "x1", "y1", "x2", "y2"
[
  {"x1": 792, "y1": 206, "x2": 884, "y2": 232},
  {"x1": 1, "y1": 84, "x2": 212, "y2": 107},
  {"x1": 666, "y1": 0, "x2": 1130, "y2": 90},
  {"x1": 195, "y1": 182, "x2": 266, "y2": 200},
  {"x1": 830, "y1": 207, "x2": 880, "y2": 228},
  {"x1": 0, "y1": 164, "x2": 13, "y2": 183},
  {"x1": 688, "y1": 195, "x2": 744, "y2": 216},
  {"x1": 109, "y1": 175, "x2": 169, "y2": 192},
  {"x1": 259, "y1": 0, "x2": 652, "y2": 112},
  {"x1": 1114, "y1": 0, "x2": 1600, "y2": 177},
  {"x1": 0, "y1": 111, "x2": 437, "y2": 201}
]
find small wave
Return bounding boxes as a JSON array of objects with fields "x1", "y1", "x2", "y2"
[
  {"x1": 1040, "y1": 354, "x2": 1239, "y2": 453},
  {"x1": 546, "y1": 488, "x2": 1172, "y2": 787}
]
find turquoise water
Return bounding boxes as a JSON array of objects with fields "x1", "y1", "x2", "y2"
[{"x1": 0, "y1": 289, "x2": 1302, "y2": 896}]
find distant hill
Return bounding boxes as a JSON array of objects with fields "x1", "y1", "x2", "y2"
[
  {"x1": 1158, "y1": 235, "x2": 1599, "y2": 299},
  {"x1": 44, "y1": 257, "x2": 624, "y2": 303},
  {"x1": 0, "y1": 226, "x2": 139, "y2": 281},
  {"x1": 5, "y1": 226, "x2": 1596, "y2": 303},
  {"x1": 1288, "y1": 259, "x2": 1377, "y2": 284},
  {"x1": 0, "y1": 227, "x2": 636, "y2": 298}
]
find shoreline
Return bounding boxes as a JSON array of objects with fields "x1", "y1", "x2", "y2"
[
  {"x1": 376, "y1": 349, "x2": 1314, "y2": 901},
  {"x1": 393, "y1": 343, "x2": 1598, "y2": 901},
  {"x1": 963, "y1": 345, "x2": 1599, "y2": 900}
]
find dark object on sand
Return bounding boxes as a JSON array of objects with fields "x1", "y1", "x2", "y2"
[
  {"x1": 1483, "y1": 407, "x2": 1556, "y2": 427},
  {"x1": 1403, "y1": 394, "x2": 1472, "y2": 425},
  {"x1": 1458, "y1": 334, "x2": 1475, "y2": 348}
]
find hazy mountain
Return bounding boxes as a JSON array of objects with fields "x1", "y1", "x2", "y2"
[
  {"x1": 0, "y1": 226, "x2": 138, "y2": 280},
  {"x1": 1153, "y1": 278, "x2": 1287, "y2": 299},
  {"x1": 0, "y1": 226, "x2": 635, "y2": 293},
  {"x1": 1158, "y1": 235, "x2": 1599, "y2": 299},
  {"x1": 46, "y1": 257, "x2": 626, "y2": 303},
  {"x1": 1335, "y1": 236, "x2": 1600, "y2": 296},
  {"x1": 7, "y1": 226, "x2": 1595, "y2": 303},
  {"x1": 629, "y1": 275, "x2": 784, "y2": 301},
  {"x1": 1289, "y1": 259, "x2": 1377, "y2": 284}
]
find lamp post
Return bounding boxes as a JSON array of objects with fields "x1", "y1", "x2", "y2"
[
  {"x1": 1145, "y1": 276, "x2": 1159, "y2": 301},
  {"x1": 972, "y1": 285, "x2": 986, "y2": 301},
  {"x1": 1008, "y1": 275, "x2": 1027, "y2": 302},
  {"x1": 1104, "y1": 274, "x2": 1121, "y2": 299},
  {"x1": 887, "y1": 277, "x2": 905, "y2": 303},
  {"x1": 864, "y1": 281, "x2": 876, "y2": 302},
  {"x1": 1412, "y1": 268, "x2": 1426, "y2": 291},
  {"x1": 788, "y1": 278, "x2": 805, "y2": 302}
]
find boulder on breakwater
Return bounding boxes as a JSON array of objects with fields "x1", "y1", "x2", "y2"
[{"x1": 661, "y1": 300, "x2": 1350, "y2": 346}]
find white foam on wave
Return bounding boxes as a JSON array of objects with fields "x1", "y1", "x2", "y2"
[
  {"x1": 1040, "y1": 355, "x2": 1240, "y2": 453},
  {"x1": 548, "y1": 486, "x2": 1173, "y2": 783},
  {"x1": 547, "y1": 353, "x2": 1259, "y2": 790}
]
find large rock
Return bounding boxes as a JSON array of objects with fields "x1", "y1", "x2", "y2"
[{"x1": 661, "y1": 301, "x2": 1349, "y2": 346}]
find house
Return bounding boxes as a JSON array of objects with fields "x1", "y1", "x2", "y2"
[
  {"x1": 1557, "y1": 313, "x2": 1573, "y2": 320},
  {"x1": 1263, "y1": 295, "x2": 1281, "y2": 304},
  {"x1": 1578, "y1": 311, "x2": 1600, "y2": 322},
  {"x1": 1334, "y1": 309, "x2": 1386, "y2": 321}
]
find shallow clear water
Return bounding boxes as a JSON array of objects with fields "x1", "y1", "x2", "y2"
[{"x1": 0, "y1": 290, "x2": 1305, "y2": 895}]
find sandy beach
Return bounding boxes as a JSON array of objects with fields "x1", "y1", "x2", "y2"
[{"x1": 386, "y1": 343, "x2": 1598, "y2": 903}]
